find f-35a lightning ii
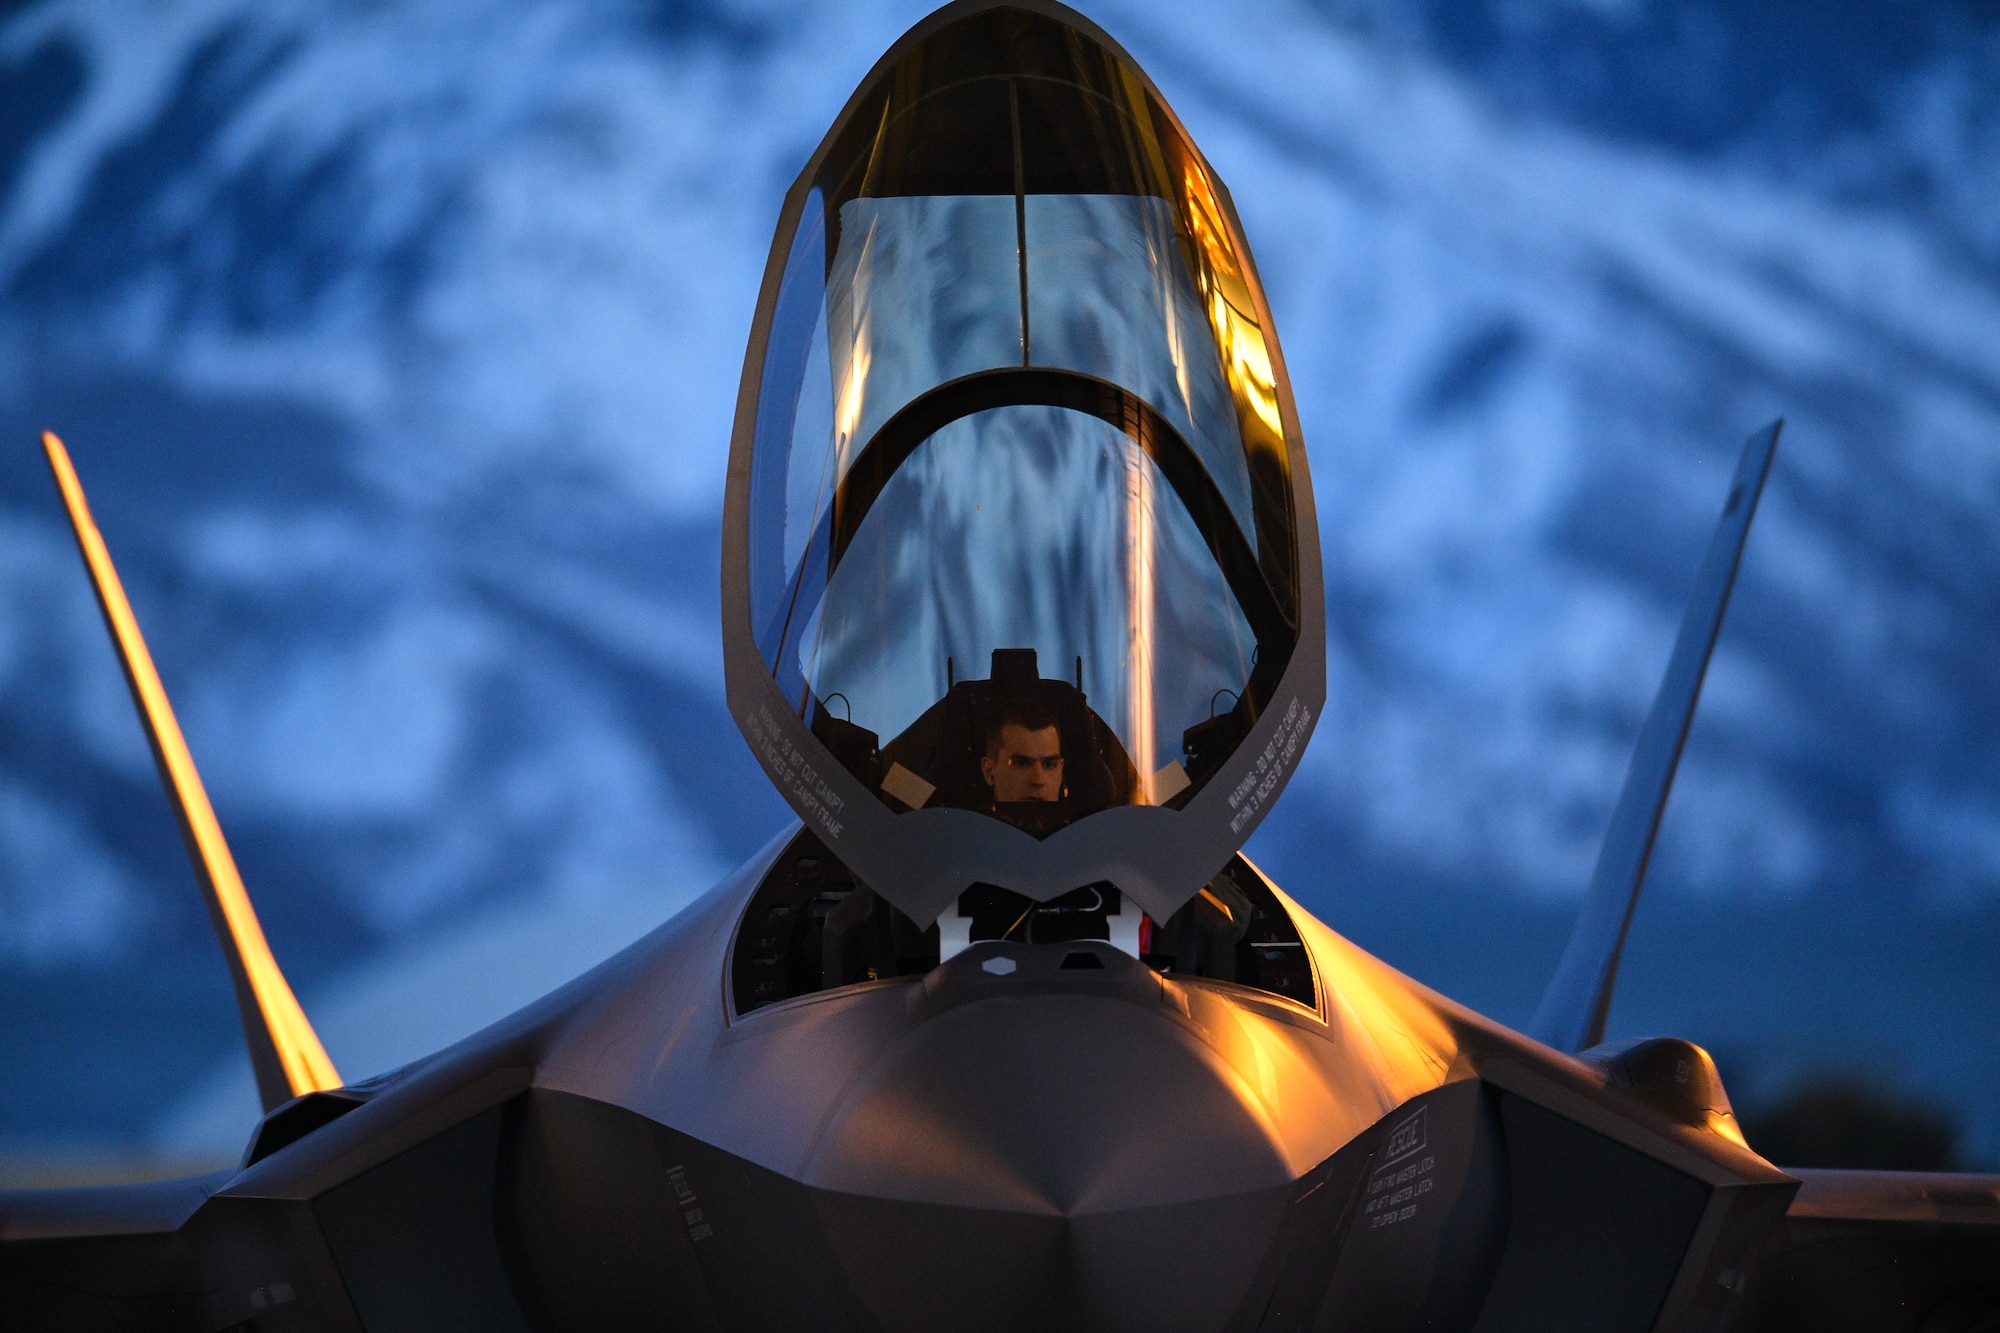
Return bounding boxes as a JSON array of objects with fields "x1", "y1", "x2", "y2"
[{"x1": 5, "y1": 3, "x2": 1997, "y2": 1330}]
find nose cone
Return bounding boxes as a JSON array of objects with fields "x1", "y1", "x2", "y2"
[{"x1": 802, "y1": 942, "x2": 1299, "y2": 1331}]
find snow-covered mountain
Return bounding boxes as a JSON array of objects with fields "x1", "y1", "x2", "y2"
[{"x1": 2, "y1": 0, "x2": 1997, "y2": 1167}]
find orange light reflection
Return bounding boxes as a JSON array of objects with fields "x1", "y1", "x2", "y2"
[
  {"x1": 43, "y1": 431, "x2": 341, "y2": 1110},
  {"x1": 1180, "y1": 163, "x2": 1285, "y2": 446},
  {"x1": 1125, "y1": 441, "x2": 1157, "y2": 801}
]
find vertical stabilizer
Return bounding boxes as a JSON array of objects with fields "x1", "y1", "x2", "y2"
[
  {"x1": 42, "y1": 431, "x2": 340, "y2": 1112},
  {"x1": 1529, "y1": 420, "x2": 1782, "y2": 1054}
]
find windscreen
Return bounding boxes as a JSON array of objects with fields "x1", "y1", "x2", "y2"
[{"x1": 744, "y1": 9, "x2": 1298, "y2": 835}]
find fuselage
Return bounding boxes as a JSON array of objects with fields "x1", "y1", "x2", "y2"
[
  {"x1": 106, "y1": 825, "x2": 1763, "y2": 1333},
  {"x1": 0, "y1": 824, "x2": 1794, "y2": 1333}
]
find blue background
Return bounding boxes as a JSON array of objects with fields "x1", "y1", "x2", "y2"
[{"x1": 1, "y1": 0, "x2": 1997, "y2": 1177}]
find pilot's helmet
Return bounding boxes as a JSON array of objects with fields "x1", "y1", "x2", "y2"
[{"x1": 724, "y1": 0, "x2": 1324, "y2": 928}]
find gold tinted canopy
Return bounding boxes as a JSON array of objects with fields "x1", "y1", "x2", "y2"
[{"x1": 727, "y1": 1, "x2": 1323, "y2": 925}]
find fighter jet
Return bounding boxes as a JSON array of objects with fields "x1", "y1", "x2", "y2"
[{"x1": 5, "y1": 3, "x2": 1997, "y2": 1330}]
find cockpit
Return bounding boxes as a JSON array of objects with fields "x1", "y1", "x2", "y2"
[
  {"x1": 724, "y1": 5, "x2": 1323, "y2": 937},
  {"x1": 746, "y1": 9, "x2": 1298, "y2": 834},
  {"x1": 730, "y1": 829, "x2": 1318, "y2": 1016}
]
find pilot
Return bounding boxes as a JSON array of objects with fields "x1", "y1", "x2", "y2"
[{"x1": 981, "y1": 700, "x2": 1065, "y2": 804}]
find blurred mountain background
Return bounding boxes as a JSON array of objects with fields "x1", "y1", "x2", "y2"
[{"x1": 1, "y1": 0, "x2": 1996, "y2": 1180}]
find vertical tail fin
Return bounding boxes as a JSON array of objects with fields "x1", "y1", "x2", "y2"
[
  {"x1": 42, "y1": 431, "x2": 340, "y2": 1112},
  {"x1": 1528, "y1": 420, "x2": 1782, "y2": 1054}
]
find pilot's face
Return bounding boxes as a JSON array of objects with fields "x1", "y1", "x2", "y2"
[{"x1": 983, "y1": 724, "x2": 1064, "y2": 803}]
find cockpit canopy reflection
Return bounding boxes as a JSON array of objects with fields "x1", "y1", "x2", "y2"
[{"x1": 745, "y1": 8, "x2": 1300, "y2": 839}]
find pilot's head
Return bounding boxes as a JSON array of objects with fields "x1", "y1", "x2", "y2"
[{"x1": 982, "y1": 701, "x2": 1064, "y2": 803}]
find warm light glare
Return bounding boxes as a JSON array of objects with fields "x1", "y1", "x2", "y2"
[
  {"x1": 836, "y1": 332, "x2": 871, "y2": 460},
  {"x1": 833, "y1": 218, "x2": 879, "y2": 470},
  {"x1": 1180, "y1": 164, "x2": 1240, "y2": 281},
  {"x1": 1709, "y1": 1111, "x2": 1751, "y2": 1151},
  {"x1": 1125, "y1": 443, "x2": 1157, "y2": 801},
  {"x1": 42, "y1": 431, "x2": 341, "y2": 1107},
  {"x1": 1208, "y1": 288, "x2": 1284, "y2": 439},
  {"x1": 1249, "y1": 859, "x2": 1460, "y2": 1104},
  {"x1": 1181, "y1": 163, "x2": 1285, "y2": 442}
]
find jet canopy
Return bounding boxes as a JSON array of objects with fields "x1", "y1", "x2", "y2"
[{"x1": 725, "y1": 1, "x2": 1323, "y2": 926}]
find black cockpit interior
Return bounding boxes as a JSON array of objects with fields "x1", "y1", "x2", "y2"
[{"x1": 730, "y1": 828, "x2": 1317, "y2": 1017}]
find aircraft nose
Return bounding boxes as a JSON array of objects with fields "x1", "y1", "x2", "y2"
[
  {"x1": 800, "y1": 940, "x2": 1299, "y2": 1331},
  {"x1": 808, "y1": 940, "x2": 1294, "y2": 1213}
]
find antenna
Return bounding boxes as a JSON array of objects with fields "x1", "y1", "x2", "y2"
[
  {"x1": 1529, "y1": 420, "x2": 1782, "y2": 1054},
  {"x1": 42, "y1": 432, "x2": 341, "y2": 1113}
]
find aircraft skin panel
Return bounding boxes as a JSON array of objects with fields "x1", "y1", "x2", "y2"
[
  {"x1": 0, "y1": 1171, "x2": 228, "y2": 1244},
  {"x1": 527, "y1": 823, "x2": 1451, "y2": 1196},
  {"x1": 1748, "y1": 1170, "x2": 2000, "y2": 1332},
  {"x1": 1784, "y1": 1167, "x2": 2000, "y2": 1225}
]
